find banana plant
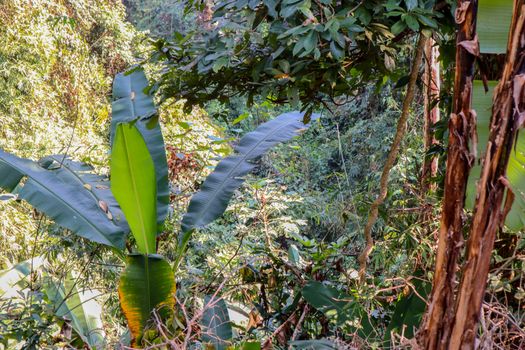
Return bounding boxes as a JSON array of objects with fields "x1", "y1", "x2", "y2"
[{"x1": 0, "y1": 66, "x2": 317, "y2": 347}]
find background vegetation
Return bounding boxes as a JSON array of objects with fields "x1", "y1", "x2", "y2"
[{"x1": 0, "y1": 0, "x2": 524, "y2": 349}]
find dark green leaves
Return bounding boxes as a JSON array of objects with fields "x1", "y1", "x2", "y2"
[
  {"x1": 201, "y1": 296, "x2": 233, "y2": 349},
  {"x1": 0, "y1": 150, "x2": 127, "y2": 248},
  {"x1": 301, "y1": 281, "x2": 353, "y2": 324},
  {"x1": 181, "y1": 111, "x2": 317, "y2": 233},
  {"x1": 118, "y1": 254, "x2": 176, "y2": 347},
  {"x1": 151, "y1": 0, "x2": 452, "y2": 112},
  {"x1": 384, "y1": 279, "x2": 431, "y2": 345}
]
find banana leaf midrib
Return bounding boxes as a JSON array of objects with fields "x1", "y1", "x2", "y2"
[
  {"x1": 0, "y1": 158, "x2": 115, "y2": 245},
  {"x1": 184, "y1": 117, "x2": 303, "y2": 231}
]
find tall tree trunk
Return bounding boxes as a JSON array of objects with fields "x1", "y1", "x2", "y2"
[
  {"x1": 449, "y1": 1, "x2": 525, "y2": 348},
  {"x1": 357, "y1": 35, "x2": 427, "y2": 281},
  {"x1": 417, "y1": 1, "x2": 478, "y2": 348},
  {"x1": 421, "y1": 37, "x2": 441, "y2": 193}
]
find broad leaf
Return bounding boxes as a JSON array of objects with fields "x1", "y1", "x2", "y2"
[
  {"x1": 111, "y1": 69, "x2": 169, "y2": 228},
  {"x1": 301, "y1": 281, "x2": 353, "y2": 324},
  {"x1": 181, "y1": 111, "x2": 317, "y2": 233},
  {"x1": 0, "y1": 150, "x2": 127, "y2": 248},
  {"x1": 44, "y1": 275, "x2": 106, "y2": 349},
  {"x1": 477, "y1": 0, "x2": 513, "y2": 54},
  {"x1": 201, "y1": 296, "x2": 233, "y2": 350},
  {"x1": 467, "y1": 81, "x2": 525, "y2": 230},
  {"x1": 118, "y1": 254, "x2": 176, "y2": 347},
  {"x1": 384, "y1": 279, "x2": 431, "y2": 346},
  {"x1": 111, "y1": 123, "x2": 157, "y2": 254},
  {"x1": 39, "y1": 155, "x2": 129, "y2": 231}
]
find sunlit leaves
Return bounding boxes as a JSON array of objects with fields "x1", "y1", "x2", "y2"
[{"x1": 111, "y1": 123, "x2": 157, "y2": 254}]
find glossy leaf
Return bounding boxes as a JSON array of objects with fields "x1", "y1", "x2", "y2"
[
  {"x1": 118, "y1": 254, "x2": 176, "y2": 346},
  {"x1": 201, "y1": 296, "x2": 233, "y2": 350},
  {"x1": 111, "y1": 123, "x2": 157, "y2": 254},
  {"x1": 181, "y1": 111, "x2": 318, "y2": 233},
  {"x1": 0, "y1": 150, "x2": 127, "y2": 248},
  {"x1": 45, "y1": 275, "x2": 106, "y2": 349},
  {"x1": 111, "y1": 69, "x2": 169, "y2": 228}
]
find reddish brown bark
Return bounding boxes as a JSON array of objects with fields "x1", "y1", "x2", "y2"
[
  {"x1": 418, "y1": 1, "x2": 479, "y2": 348},
  {"x1": 449, "y1": 1, "x2": 525, "y2": 348},
  {"x1": 421, "y1": 37, "x2": 441, "y2": 192}
]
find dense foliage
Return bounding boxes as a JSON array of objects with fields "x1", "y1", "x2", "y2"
[
  {"x1": 0, "y1": 0, "x2": 524, "y2": 349},
  {"x1": 148, "y1": 0, "x2": 453, "y2": 116}
]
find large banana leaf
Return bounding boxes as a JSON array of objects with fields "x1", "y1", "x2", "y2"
[
  {"x1": 0, "y1": 150, "x2": 127, "y2": 248},
  {"x1": 201, "y1": 296, "x2": 233, "y2": 350},
  {"x1": 181, "y1": 111, "x2": 317, "y2": 233},
  {"x1": 467, "y1": 81, "x2": 525, "y2": 230},
  {"x1": 118, "y1": 254, "x2": 176, "y2": 347},
  {"x1": 44, "y1": 275, "x2": 106, "y2": 350},
  {"x1": 111, "y1": 69, "x2": 169, "y2": 228},
  {"x1": 477, "y1": 0, "x2": 513, "y2": 54},
  {"x1": 111, "y1": 123, "x2": 157, "y2": 255},
  {"x1": 39, "y1": 155, "x2": 129, "y2": 231}
]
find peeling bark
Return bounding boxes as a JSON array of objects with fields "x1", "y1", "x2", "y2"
[
  {"x1": 449, "y1": 1, "x2": 525, "y2": 348},
  {"x1": 421, "y1": 37, "x2": 441, "y2": 193},
  {"x1": 417, "y1": 1, "x2": 479, "y2": 348}
]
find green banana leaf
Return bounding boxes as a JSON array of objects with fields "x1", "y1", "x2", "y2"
[
  {"x1": 44, "y1": 275, "x2": 106, "y2": 350},
  {"x1": 111, "y1": 69, "x2": 169, "y2": 228},
  {"x1": 181, "y1": 111, "x2": 318, "y2": 233},
  {"x1": 477, "y1": 0, "x2": 513, "y2": 54},
  {"x1": 118, "y1": 254, "x2": 176, "y2": 347},
  {"x1": 467, "y1": 81, "x2": 525, "y2": 230},
  {"x1": 201, "y1": 296, "x2": 233, "y2": 350},
  {"x1": 39, "y1": 155, "x2": 129, "y2": 231},
  {"x1": 0, "y1": 150, "x2": 127, "y2": 248},
  {"x1": 111, "y1": 123, "x2": 157, "y2": 255}
]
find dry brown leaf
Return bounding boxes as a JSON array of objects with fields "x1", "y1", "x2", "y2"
[
  {"x1": 455, "y1": 1, "x2": 471, "y2": 24},
  {"x1": 95, "y1": 185, "x2": 109, "y2": 190},
  {"x1": 98, "y1": 200, "x2": 108, "y2": 213},
  {"x1": 458, "y1": 34, "x2": 480, "y2": 57},
  {"x1": 83, "y1": 184, "x2": 92, "y2": 191}
]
